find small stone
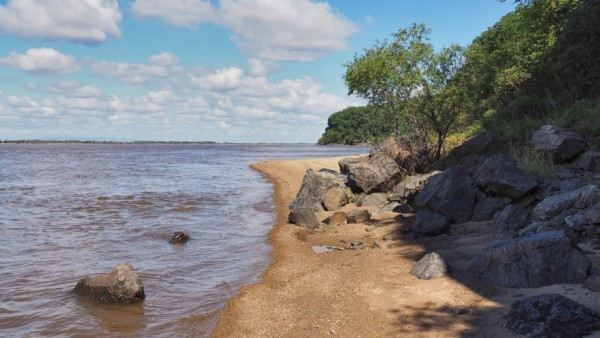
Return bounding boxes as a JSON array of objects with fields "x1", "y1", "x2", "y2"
[
  {"x1": 288, "y1": 208, "x2": 321, "y2": 229},
  {"x1": 410, "y1": 252, "x2": 447, "y2": 280},
  {"x1": 324, "y1": 211, "x2": 348, "y2": 226},
  {"x1": 347, "y1": 209, "x2": 371, "y2": 224},
  {"x1": 169, "y1": 231, "x2": 190, "y2": 244}
]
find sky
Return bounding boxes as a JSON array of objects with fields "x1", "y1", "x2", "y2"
[{"x1": 0, "y1": 0, "x2": 516, "y2": 143}]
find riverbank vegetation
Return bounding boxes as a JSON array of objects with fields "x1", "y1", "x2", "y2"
[{"x1": 319, "y1": 0, "x2": 599, "y2": 159}]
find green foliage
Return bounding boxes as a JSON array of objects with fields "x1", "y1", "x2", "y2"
[{"x1": 317, "y1": 106, "x2": 399, "y2": 145}]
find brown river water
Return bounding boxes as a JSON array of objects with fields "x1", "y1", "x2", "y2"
[{"x1": 0, "y1": 143, "x2": 367, "y2": 337}]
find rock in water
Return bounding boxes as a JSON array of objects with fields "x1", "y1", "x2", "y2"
[
  {"x1": 410, "y1": 253, "x2": 447, "y2": 280},
  {"x1": 531, "y1": 124, "x2": 587, "y2": 163},
  {"x1": 289, "y1": 169, "x2": 351, "y2": 212},
  {"x1": 474, "y1": 154, "x2": 538, "y2": 199},
  {"x1": 503, "y1": 294, "x2": 600, "y2": 338},
  {"x1": 468, "y1": 231, "x2": 590, "y2": 288},
  {"x1": 412, "y1": 209, "x2": 449, "y2": 236},
  {"x1": 414, "y1": 166, "x2": 477, "y2": 223},
  {"x1": 288, "y1": 208, "x2": 321, "y2": 229},
  {"x1": 169, "y1": 231, "x2": 190, "y2": 244},
  {"x1": 74, "y1": 263, "x2": 145, "y2": 304}
]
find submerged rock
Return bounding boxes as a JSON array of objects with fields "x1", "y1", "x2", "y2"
[
  {"x1": 288, "y1": 208, "x2": 321, "y2": 229},
  {"x1": 503, "y1": 294, "x2": 600, "y2": 338},
  {"x1": 468, "y1": 231, "x2": 590, "y2": 288},
  {"x1": 410, "y1": 252, "x2": 447, "y2": 280},
  {"x1": 169, "y1": 231, "x2": 190, "y2": 244},
  {"x1": 74, "y1": 263, "x2": 145, "y2": 304},
  {"x1": 532, "y1": 124, "x2": 587, "y2": 163}
]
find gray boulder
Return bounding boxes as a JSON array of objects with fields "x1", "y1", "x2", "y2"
[
  {"x1": 447, "y1": 132, "x2": 498, "y2": 162},
  {"x1": 412, "y1": 209, "x2": 449, "y2": 236},
  {"x1": 565, "y1": 212, "x2": 588, "y2": 231},
  {"x1": 532, "y1": 185, "x2": 600, "y2": 221},
  {"x1": 468, "y1": 231, "x2": 590, "y2": 288},
  {"x1": 339, "y1": 156, "x2": 368, "y2": 174},
  {"x1": 574, "y1": 150, "x2": 600, "y2": 172},
  {"x1": 415, "y1": 166, "x2": 477, "y2": 223},
  {"x1": 343, "y1": 152, "x2": 403, "y2": 193},
  {"x1": 472, "y1": 195, "x2": 511, "y2": 222},
  {"x1": 289, "y1": 169, "x2": 350, "y2": 212},
  {"x1": 493, "y1": 204, "x2": 530, "y2": 232},
  {"x1": 322, "y1": 186, "x2": 354, "y2": 211},
  {"x1": 585, "y1": 202, "x2": 600, "y2": 224},
  {"x1": 410, "y1": 252, "x2": 448, "y2": 280},
  {"x1": 357, "y1": 193, "x2": 389, "y2": 208},
  {"x1": 288, "y1": 208, "x2": 321, "y2": 229},
  {"x1": 503, "y1": 294, "x2": 600, "y2": 338},
  {"x1": 74, "y1": 263, "x2": 145, "y2": 304},
  {"x1": 347, "y1": 209, "x2": 371, "y2": 224},
  {"x1": 390, "y1": 171, "x2": 441, "y2": 204},
  {"x1": 532, "y1": 124, "x2": 587, "y2": 163},
  {"x1": 474, "y1": 154, "x2": 538, "y2": 199}
]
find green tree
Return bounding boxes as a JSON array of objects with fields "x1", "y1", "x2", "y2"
[{"x1": 344, "y1": 24, "x2": 468, "y2": 159}]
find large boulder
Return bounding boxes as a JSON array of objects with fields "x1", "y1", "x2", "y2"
[
  {"x1": 474, "y1": 154, "x2": 538, "y2": 199},
  {"x1": 532, "y1": 124, "x2": 587, "y2": 163},
  {"x1": 339, "y1": 156, "x2": 368, "y2": 174},
  {"x1": 472, "y1": 195, "x2": 511, "y2": 222},
  {"x1": 343, "y1": 152, "x2": 403, "y2": 193},
  {"x1": 370, "y1": 137, "x2": 409, "y2": 160},
  {"x1": 410, "y1": 252, "x2": 448, "y2": 280},
  {"x1": 532, "y1": 185, "x2": 600, "y2": 221},
  {"x1": 447, "y1": 132, "x2": 498, "y2": 163},
  {"x1": 493, "y1": 204, "x2": 530, "y2": 232},
  {"x1": 412, "y1": 209, "x2": 449, "y2": 236},
  {"x1": 289, "y1": 169, "x2": 351, "y2": 212},
  {"x1": 415, "y1": 166, "x2": 477, "y2": 223},
  {"x1": 503, "y1": 294, "x2": 600, "y2": 338},
  {"x1": 288, "y1": 208, "x2": 321, "y2": 229},
  {"x1": 390, "y1": 171, "x2": 441, "y2": 204},
  {"x1": 468, "y1": 231, "x2": 590, "y2": 288},
  {"x1": 585, "y1": 202, "x2": 600, "y2": 224},
  {"x1": 574, "y1": 150, "x2": 600, "y2": 172},
  {"x1": 74, "y1": 263, "x2": 145, "y2": 304}
]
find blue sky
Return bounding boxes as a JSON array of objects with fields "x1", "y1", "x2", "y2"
[{"x1": 0, "y1": 0, "x2": 515, "y2": 142}]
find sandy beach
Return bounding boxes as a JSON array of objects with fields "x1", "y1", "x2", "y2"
[{"x1": 212, "y1": 157, "x2": 527, "y2": 337}]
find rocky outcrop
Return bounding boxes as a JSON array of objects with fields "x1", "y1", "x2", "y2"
[
  {"x1": 74, "y1": 263, "x2": 145, "y2": 304},
  {"x1": 474, "y1": 154, "x2": 538, "y2": 199},
  {"x1": 341, "y1": 152, "x2": 403, "y2": 194},
  {"x1": 503, "y1": 294, "x2": 600, "y2": 338},
  {"x1": 472, "y1": 196, "x2": 511, "y2": 222},
  {"x1": 169, "y1": 232, "x2": 190, "y2": 244},
  {"x1": 574, "y1": 150, "x2": 600, "y2": 172},
  {"x1": 410, "y1": 253, "x2": 447, "y2": 280},
  {"x1": 289, "y1": 169, "x2": 352, "y2": 212},
  {"x1": 288, "y1": 208, "x2": 321, "y2": 229},
  {"x1": 412, "y1": 209, "x2": 449, "y2": 236},
  {"x1": 324, "y1": 211, "x2": 348, "y2": 226},
  {"x1": 415, "y1": 166, "x2": 477, "y2": 223},
  {"x1": 468, "y1": 231, "x2": 590, "y2": 288},
  {"x1": 532, "y1": 124, "x2": 587, "y2": 163},
  {"x1": 532, "y1": 185, "x2": 600, "y2": 221},
  {"x1": 493, "y1": 204, "x2": 530, "y2": 232},
  {"x1": 390, "y1": 171, "x2": 441, "y2": 204},
  {"x1": 356, "y1": 193, "x2": 389, "y2": 208}
]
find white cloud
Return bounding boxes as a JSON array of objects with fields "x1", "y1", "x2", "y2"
[
  {"x1": 0, "y1": 0, "x2": 121, "y2": 43},
  {"x1": 190, "y1": 67, "x2": 244, "y2": 90},
  {"x1": 132, "y1": 0, "x2": 215, "y2": 27},
  {"x1": 247, "y1": 58, "x2": 278, "y2": 77},
  {"x1": 130, "y1": 0, "x2": 357, "y2": 61},
  {"x1": 47, "y1": 81, "x2": 102, "y2": 98},
  {"x1": 219, "y1": 0, "x2": 357, "y2": 61},
  {"x1": 7, "y1": 95, "x2": 56, "y2": 116},
  {"x1": 91, "y1": 53, "x2": 181, "y2": 84},
  {"x1": 0, "y1": 48, "x2": 79, "y2": 74}
]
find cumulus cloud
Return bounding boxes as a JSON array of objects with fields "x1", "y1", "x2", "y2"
[
  {"x1": 0, "y1": 0, "x2": 121, "y2": 43},
  {"x1": 0, "y1": 48, "x2": 79, "y2": 74},
  {"x1": 132, "y1": 0, "x2": 215, "y2": 27},
  {"x1": 91, "y1": 53, "x2": 181, "y2": 84},
  {"x1": 130, "y1": 0, "x2": 357, "y2": 61},
  {"x1": 190, "y1": 67, "x2": 244, "y2": 90},
  {"x1": 47, "y1": 81, "x2": 102, "y2": 98}
]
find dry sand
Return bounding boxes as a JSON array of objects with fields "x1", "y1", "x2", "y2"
[{"x1": 212, "y1": 157, "x2": 600, "y2": 338}]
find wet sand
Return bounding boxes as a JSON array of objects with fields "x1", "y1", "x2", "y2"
[{"x1": 212, "y1": 157, "x2": 600, "y2": 337}]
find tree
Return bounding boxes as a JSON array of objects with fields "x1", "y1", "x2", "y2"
[{"x1": 344, "y1": 24, "x2": 468, "y2": 159}]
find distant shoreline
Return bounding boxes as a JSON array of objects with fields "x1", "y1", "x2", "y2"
[{"x1": 0, "y1": 140, "x2": 369, "y2": 146}]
